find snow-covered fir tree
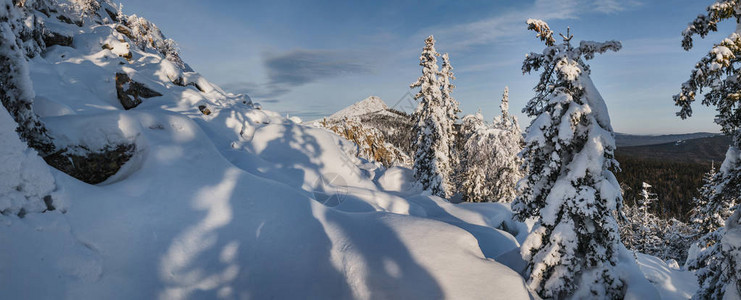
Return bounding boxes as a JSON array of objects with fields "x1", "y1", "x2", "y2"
[
  {"x1": 635, "y1": 182, "x2": 660, "y2": 254},
  {"x1": 457, "y1": 88, "x2": 523, "y2": 203},
  {"x1": 618, "y1": 182, "x2": 667, "y2": 257},
  {"x1": 618, "y1": 203, "x2": 640, "y2": 251},
  {"x1": 688, "y1": 210, "x2": 741, "y2": 299},
  {"x1": 489, "y1": 87, "x2": 523, "y2": 202},
  {"x1": 410, "y1": 35, "x2": 455, "y2": 198},
  {"x1": 439, "y1": 52, "x2": 461, "y2": 168},
  {"x1": 619, "y1": 201, "x2": 664, "y2": 257},
  {"x1": 460, "y1": 111, "x2": 485, "y2": 142},
  {"x1": 674, "y1": 2, "x2": 741, "y2": 297},
  {"x1": 458, "y1": 112, "x2": 489, "y2": 202},
  {"x1": 690, "y1": 164, "x2": 730, "y2": 237},
  {"x1": 513, "y1": 20, "x2": 625, "y2": 299}
]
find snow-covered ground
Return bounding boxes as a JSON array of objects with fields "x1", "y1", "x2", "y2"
[
  {"x1": 635, "y1": 253, "x2": 698, "y2": 300},
  {"x1": 0, "y1": 1, "x2": 702, "y2": 299}
]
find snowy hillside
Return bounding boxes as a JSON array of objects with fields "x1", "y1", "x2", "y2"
[{"x1": 0, "y1": 1, "x2": 706, "y2": 299}]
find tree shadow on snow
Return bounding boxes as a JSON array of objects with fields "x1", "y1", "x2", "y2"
[
  {"x1": 155, "y1": 167, "x2": 355, "y2": 299},
  {"x1": 323, "y1": 210, "x2": 445, "y2": 299}
]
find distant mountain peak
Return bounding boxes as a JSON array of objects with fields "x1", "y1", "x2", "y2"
[{"x1": 328, "y1": 96, "x2": 388, "y2": 120}]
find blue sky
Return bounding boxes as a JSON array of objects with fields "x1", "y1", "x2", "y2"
[{"x1": 118, "y1": 0, "x2": 734, "y2": 134}]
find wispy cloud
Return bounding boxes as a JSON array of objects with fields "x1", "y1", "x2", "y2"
[
  {"x1": 593, "y1": 0, "x2": 643, "y2": 14},
  {"x1": 221, "y1": 49, "x2": 373, "y2": 99},
  {"x1": 262, "y1": 49, "x2": 372, "y2": 96},
  {"x1": 426, "y1": 0, "x2": 642, "y2": 51}
]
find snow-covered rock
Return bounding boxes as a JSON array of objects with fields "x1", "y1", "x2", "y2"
[{"x1": 0, "y1": 104, "x2": 55, "y2": 215}]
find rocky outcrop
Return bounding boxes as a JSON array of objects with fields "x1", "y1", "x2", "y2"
[
  {"x1": 115, "y1": 24, "x2": 134, "y2": 41},
  {"x1": 319, "y1": 117, "x2": 411, "y2": 167},
  {"x1": 43, "y1": 31, "x2": 73, "y2": 47},
  {"x1": 115, "y1": 72, "x2": 162, "y2": 110},
  {"x1": 43, "y1": 144, "x2": 135, "y2": 184}
]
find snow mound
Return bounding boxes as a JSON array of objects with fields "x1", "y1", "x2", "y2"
[
  {"x1": 327, "y1": 96, "x2": 389, "y2": 120},
  {"x1": 636, "y1": 253, "x2": 697, "y2": 299},
  {"x1": 0, "y1": 104, "x2": 55, "y2": 215}
]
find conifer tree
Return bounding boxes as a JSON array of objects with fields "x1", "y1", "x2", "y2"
[
  {"x1": 490, "y1": 87, "x2": 523, "y2": 203},
  {"x1": 439, "y1": 53, "x2": 461, "y2": 180},
  {"x1": 674, "y1": 2, "x2": 741, "y2": 297},
  {"x1": 688, "y1": 210, "x2": 741, "y2": 299},
  {"x1": 457, "y1": 88, "x2": 523, "y2": 203},
  {"x1": 690, "y1": 164, "x2": 731, "y2": 237},
  {"x1": 410, "y1": 35, "x2": 454, "y2": 198},
  {"x1": 635, "y1": 182, "x2": 662, "y2": 254},
  {"x1": 460, "y1": 111, "x2": 485, "y2": 142},
  {"x1": 513, "y1": 20, "x2": 624, "y2": 299},
  {"x1": 458, "y1": 112, "x2": 489, "y2": 202}
]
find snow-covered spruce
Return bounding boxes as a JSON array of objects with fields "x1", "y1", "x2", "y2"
[
  {"x1": 620, "y1": 183, "x2": 664, "y2": 257},
  {"x1": 410, "y1": 35, "x2": 457, "y2": 198},
  {"x1": 635, "y1": 182, "x2": 661, "y2": 255},
  {"x1": 458, "y1": 88, "x2": 523, "y2": 203},
  {"x1": 512, "y1": 20, "x2": 625, "y2": 299},
  {"x1": 690, "y1": 164, "x2": 732, "y2": 237},
  {"x1": 458, "y1": 112, "x2": 488, "y2": 202},
  {"x1": 675, "y1": 2, "x2": 741, "y2": 298},
  {"x1": 439, "y1": 53, "x2": 461, "y2": 171},
  {"x1": 490, "y1": 87, "x2": 524, "y2": 203},
  {"x1": 675, "y1": 0, "x2": 741, "y2": 211},
  {"x1": 688, "y1": 209, "x2": 741, "y2": 300}
]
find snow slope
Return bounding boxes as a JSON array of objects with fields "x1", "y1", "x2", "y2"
[{"x1": 1, "y1": 2, "x2": 536, "y2": 299}]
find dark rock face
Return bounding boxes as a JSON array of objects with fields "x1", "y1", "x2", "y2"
[
  {"x1": 104, "y1": 8, "x2": 118, "y2": 23},
  {"x1": 43, "y1": 144, "x2": 136, "y2": 184},
  {"x1": 115, "y1": 72, "x2": 162, "y2": 110},
  {"x1": 43, "y1": 31, "x2": 72, "y2": 47},
  {"x1": 56, "y1": 14, "x2": 81, "y2": 27}
]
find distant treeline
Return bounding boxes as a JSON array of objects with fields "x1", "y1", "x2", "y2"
[{"x1": 615, "y1": 154, "x2": 711, "y2": 221}]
